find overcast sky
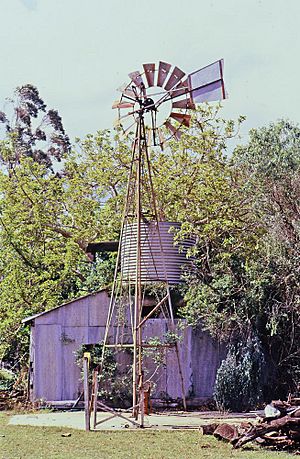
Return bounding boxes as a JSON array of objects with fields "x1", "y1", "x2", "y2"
[{"x1": 1, "y1": 0, "x2": 299, "y2": 144}]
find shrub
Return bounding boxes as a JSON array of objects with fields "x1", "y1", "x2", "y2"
[{"x1": 214, "y1": 337, "x2": 265, "y2": 411}]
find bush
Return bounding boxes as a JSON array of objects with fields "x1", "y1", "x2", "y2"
[{"x1": 214, "y1": 337, "x2": 265, "y2": 411}]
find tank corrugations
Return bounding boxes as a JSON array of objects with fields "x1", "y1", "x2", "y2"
[{"x1": 120, "y1": 221, "x2": 194, "y2": 285}]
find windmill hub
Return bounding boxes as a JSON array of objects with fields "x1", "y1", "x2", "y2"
[
  {"x1": 132, "y1": 85, "x2": 172, "y2": 130},
  {"x1": 142, "y1": 97, "x2": 156, "y2": 112}
]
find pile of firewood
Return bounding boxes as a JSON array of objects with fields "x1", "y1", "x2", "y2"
[{"x1": 201, "y1": 400, "x2": 300, "y2": 451}]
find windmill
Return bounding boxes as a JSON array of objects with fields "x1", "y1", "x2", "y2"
[{"x1": 91, "y1": 59, "x2": 226, "y2": 428}]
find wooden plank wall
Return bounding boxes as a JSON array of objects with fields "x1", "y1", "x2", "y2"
[
  {"x1": 142, "y1": 320, "x2": 193, "y2": 399},
  {"x1": 165, "y1": 321, "x2": 192, "y2": 399}
]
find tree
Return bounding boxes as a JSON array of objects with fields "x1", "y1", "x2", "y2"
[
  {"x1": 178, "y1": 119, "x2": 300, "y2": 399},
  {"x1": 0, "y1": 129, "x2": 127, "y2": 364},
  {"x1": 0, "y1": 84, "x2": 70, "y2": 171},
  {"x1": 153, "y1": 107, "x2": 260, "y2": 341},
  {"x1": 0, "y1": 88, "x2": 130, "y2": 365},
  {"x1": 232, "y1": 120, "x2": 300, "y2": 394}
]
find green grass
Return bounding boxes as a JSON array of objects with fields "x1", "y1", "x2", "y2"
[{"x1": 0, "y1": 412, "x2": 294, "y2": 459}]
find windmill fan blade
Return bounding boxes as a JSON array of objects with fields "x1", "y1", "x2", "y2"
[
  {"x1": 169, "y1": 79, "x2": 189, "y2": 99},
  {"x1": 128, "y1": 71, "x2": 145, "y2": 89},
  {"x1": 123, "y1": 120, "x2": 136, "y2": 137},
  {"x1": 164, "y1": 120, "x2": 182, "y2": 140},
  {"x1": 170, "y1": 112, "x2": 191, "y2": 127},
  {"x1": 112, "y1": 100, "x2": 135, "y2": 109},
  {"x1": 164, "y1": 66, "x2": 185, "y2": 91},
  {"x1": 172, "y1": 99, "x2": 195, "y2": 110},
  {"x1": 117, "y1": 84, "x2": 136, "y2": 100},
  {"x1": 157, "y1": 61, "x2": 171, "y2": 87},
  {"x1": 143, "y1": 63, "x2": 155, "y2": 87},
  {"x1": 158, "y1": 128, "x2": 165, "y2": 149},
  {"x1": 119, "y1": 110, "x2": 136, "y2": 120},
  {"x1": 146, "y1": 127, "x2": 152, "y2": 145},
  {"x1": 188, "y1": 59, "x2": 226, "y2": 103}
]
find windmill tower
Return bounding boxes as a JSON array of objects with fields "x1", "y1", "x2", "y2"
[{"x1": 92, "y1": 59, "x2": 226, "y2": 428}]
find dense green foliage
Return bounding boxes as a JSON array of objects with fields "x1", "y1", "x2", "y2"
[
  {"x1": 0, "y1": 90, "x2": 128, "y2": 363},
  {"x1": 0, "y1": 368, "x2": 15, "y2": 390},
  {"x1": 179, "y1": 119, "x2": 300, "y2": 401}
]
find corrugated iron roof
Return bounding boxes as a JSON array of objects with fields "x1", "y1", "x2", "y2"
[{"x1": 22, "y1": 288, "x2": 109, "y2": 324}]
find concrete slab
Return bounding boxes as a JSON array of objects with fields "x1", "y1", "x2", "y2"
[
  {"x1": 9, "y1": 411, "x2": 258, "y2": 431},
  {"x1": 10, "y1": 411, "x2": 85, "y2": 430}
]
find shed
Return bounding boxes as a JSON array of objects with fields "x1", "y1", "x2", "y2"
[{"x1": 23, "y1": 289, "x2": 225, "y2": 404}]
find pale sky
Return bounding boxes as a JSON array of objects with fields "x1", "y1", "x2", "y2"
[{"x1": 1, "y1": 0, "x2": 299, "y2": 145}]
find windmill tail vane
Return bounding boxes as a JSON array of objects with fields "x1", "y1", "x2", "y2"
[{"x1": 187, "y1": 59, "x2": 226, "y2": 103}]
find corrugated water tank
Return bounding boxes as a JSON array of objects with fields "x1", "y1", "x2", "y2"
[{"x1": 120, "y1": 221, "x2": 194, "y2": 285}]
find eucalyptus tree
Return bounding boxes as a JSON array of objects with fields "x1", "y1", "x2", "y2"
[{"x1": 0, "y1": 84, "x2": 70, "y2": 171}]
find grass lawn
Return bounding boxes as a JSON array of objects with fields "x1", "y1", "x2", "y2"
[{"x1": 0, "y1": 412, "x2": 295, "y2": 459}]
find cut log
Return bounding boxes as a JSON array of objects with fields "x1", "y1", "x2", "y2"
[
  {"x1": 262, "y1": 436, "x2": 294, "y2": 447},
  {"x1": 290, "y1": 429, "x2": 300, "y2": 441},
  {"x1": 239, "y1": 421, "x2": 253, "y2": 432},
  {"x1": 214, "y1": 423, "x2": 238, "y2": 442}
]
